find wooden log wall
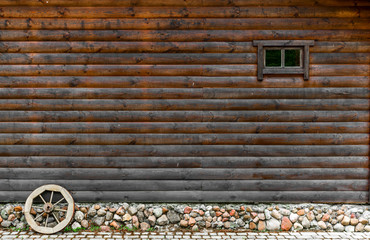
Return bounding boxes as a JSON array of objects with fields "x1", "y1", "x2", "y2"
[{"x1": 0, "y1": 0, "x2": 369, "y2": 203}]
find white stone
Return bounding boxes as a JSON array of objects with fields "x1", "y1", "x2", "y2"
[
  {"x1": 362, "y1": 210, "x2": 370, "y2": 219},
  {"x1": 127, "y1": 206, "x2": 137, "y2": 215},
  {"x1": 71, "y1": 221, "x2": 81, "y2": 230},
  {"x1": 74, "y1": 211, "x2": 84, "y2": 223},
  {"x1": 280, "y1": 208, "x2": 291, "y2": 216},
  {"x1": 364, "y1": 225, "x2": 370, "y2": 232},
  {"x1": 333, "y1": 223, "x2": 344, "y2": 232},
  {"x1": 266, "y1": 218, "x2": 280, "y2": 231},
  {"x1": 301, "y1": 217, "x2": 310, "y2": 229},
  {"x1": 345, "y1": 225, "x2": 355, "y2": 232},
  {"x1": 293, "y1": 222, "x2": 303, "y2": 231},
  {"x1": 153, "y1": 208, "x2": 163, "y2": 218},
  {"x1": 311, "y1": 220, "x2": 318, "y2": 229},
  {"x1": 318, "y1": 221, "x2": 327, "y2": 229},
  {"x1": 289, "y1": 213, "x2": 299, "y2": 223},
  {"x1": 271, "y1": 210, "x2": 282, "y2": 220},
  {"x1": 157, "y1": 215, "x2": 169, "y2": 226},
  {"x1": 264, "y1": 209, "x2": 271, "y2": 220},
  {"x1": 97, "y1": 209, "x2": 106, "y2": 216},
  {"x1": 113, "y1": 214, "x2": 121, "y2": 221}
]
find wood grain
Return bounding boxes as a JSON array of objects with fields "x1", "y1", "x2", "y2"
[
  {"x1": 0, "y1": 133, "x2": 367, "y2": 145},
  {"x1": 0, "y1": 122, "x2": 367, "y2": 133},
  {"x1": 2, "y1": 191, "x2": 367, "y2": 203},
  {"x1": 0, "y1": 7, "x2": 365, "y2": 18},
  {"x1": 1, "y1": 156, "x2": 367, "y2": 168},
  {"x1": 0, "y1": 76, "x2": 368, "y2": 88},
  {"x1": 0, "y1": 145, "x2": 367, "y2": 156},
  {"x1": 0, "y1": 111, "x2": 367, "y2": 122}
]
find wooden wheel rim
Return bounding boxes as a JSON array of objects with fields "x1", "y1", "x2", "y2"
[{"x1": 24, "y1": 184, "x2": 74, "y2": 234}]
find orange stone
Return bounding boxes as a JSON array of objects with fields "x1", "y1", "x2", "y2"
[
  {"x1": 222, "y1": 217, "x2": 229, "y2": 222},
  {"x1": 281, "y1": 217, "x2": 292, "y2": 231},
  {"x1": 14, "y1": 206, "x2": 22, "y2": 212},
  {"x1": 184, "y1": 206, "x2": 192, "y2": 214},
  {"x1": 30, "y1": 208, "x2": 36, "y2": 215},
  {"x1": 322, "y1": 213, "x2": 330, "y2": 222},
  {"x1": 240, "y1": 206, "x2": 245, "y2": 211},
  {"x1": 110, "y1": 221, "x2": 120, "y2": 230},
  {"x1": 215, "y1": 211, "x2": 222, "y2": 217},
  {"x1": 229, "y1": 209, "x2": 236, "y2": 216},
  {"x1": 199, "y1": 210, "x2": 204, "y2": 216},
  {"x1": 162, "y1": 207, "x2": 168, "y2": 214},
  {"x1": 249, "y1": 222, "x2": 256, "y2": 230},
  {"x1": 258, "y1": 221, "x2": 266, "y2": 231},
  {"x1": 297, "y1": 209, "x2": 305, "y2": 216},
  {"x1": 188, "y1": 217, "x2": 196, "y2": 226},
  {"x1": 0, "y1": 216, "x2": 3, "y2": 223}
]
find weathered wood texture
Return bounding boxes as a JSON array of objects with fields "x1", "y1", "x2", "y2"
[{"x1": 0, "y1": 1, "x2": 369, "y2": 203}]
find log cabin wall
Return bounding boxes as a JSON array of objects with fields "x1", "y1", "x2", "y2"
[{"x1": 0, "y1": 0, "x2": 369, "y2": 203}]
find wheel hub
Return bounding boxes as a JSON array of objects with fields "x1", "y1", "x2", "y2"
[{"x1": 43, "y1": 202, "x2": 54, "y2": 213}]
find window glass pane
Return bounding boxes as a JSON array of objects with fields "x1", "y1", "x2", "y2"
[
  {"x1": 265, "y1": 49, "x2": 281, "y2": 67},
  {"x1": 285, "y1": 49, "x2": 301, "y2": 67}
]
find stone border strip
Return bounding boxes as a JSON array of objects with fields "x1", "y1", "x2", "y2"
[{"x1": 1, "y1": 203, "x2": 370, "y2": 233}]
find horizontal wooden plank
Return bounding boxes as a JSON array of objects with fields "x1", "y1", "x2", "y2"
[
  {"x1": 0, "y1": 168, "x2": 367, "y2": 180},
  {"x1": 1, "y1": 179, "x2": 367, "y2": 191},
  {"x1": 0, "y1": 99, "x2": 367, "y2": 111},
  {"x1": 0, "y1": 30, "x2": 368, "y2": 41},
  {"x1": 1, "y1": 53, "x2": 368, "y2": 64},
  {"x1": 311, "y1": 53, "x2": 370, "y2": 64},
  {"x1": 0, "y1": 0, "x2": 367, "y2": 7},
  {"x1": 0, "y1": 53, "x2": 257, "y2": 65},
  {"x1": 2, "y1": 191, "x2": 367, "y2": 203},
  {"x1": 1, "y1": 42, "x2": 369, "y2": 54},
  {"x1": 0, "y1": 7, "x2": 365, "y2": 18},
  {"x1": 311, "y1": 42, "x2": 370, "y2": 53},
  {"x1": 0, "y1": 41, "x2": 256, "y2": 53},
  {"x1": 310, "y1": 65, "x2": 369, "y2": 76},
  {"x1": 1, "y1": 156, "x2": 367, "y2": 168},
  {"x1": 0, "y1": 76, "x2": 368, "y2": 88},
  {"x1": 0, "y1": 145, "x2": 367, "y2": 156},
  {"x1": 0, "y1": 122, "x2": 367, "y2": 133},
  {"x1": 0, "y1": 64, "x2": 257, "y2": 76},
  {"x1": 0, "y1": 133, "x2": 367, "y2": 145},
  {"x1": 0, "y1": 88, "x2": 367, "y2": 99},
  {"x1": 0, "y1": 64, "x2": 367, "y2": 76},
  {"x1": 0, "y1": 111, "x2": 367, "y2": 122},
  {"x1": 1, "y1": 18, "x2": 368, "y2": 30}
]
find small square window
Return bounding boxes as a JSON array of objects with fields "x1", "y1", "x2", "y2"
[
  {"x1": 265, "y1": 49, "x2": 281, "y2": 67},
  {"x1": 253, "y1": 40, "x2": 314, "y2": 81},
  {"x1": 285, "y1": 49, "x2": 301, "y2": 67}
]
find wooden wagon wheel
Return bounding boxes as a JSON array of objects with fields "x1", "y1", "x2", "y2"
[{"x1": 24, "y1": 184, "x2": 75, "y2": 234}]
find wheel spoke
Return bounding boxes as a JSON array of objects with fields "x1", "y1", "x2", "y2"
[
  {"x1": 54, "y1": 208, "x2": 67, "y2": 212},
  {"x1": 49, "y1": 191, "x2": 54, "y2": 204},
  {"x1": 52, "y1": 197, "x2": 65, "y2": 207},
  {"x1": 34, "y1": 212, "x2": 44, "y2": 221},
  {"x1": 45, "y1": 214, "x2": 49, "y2": 227},
  {"x1": 52, "y1": 212, "x2": 60, "y2": 224},
  {"x1": 39, "y1": 194, "x2": 47, "y2": 204}
]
